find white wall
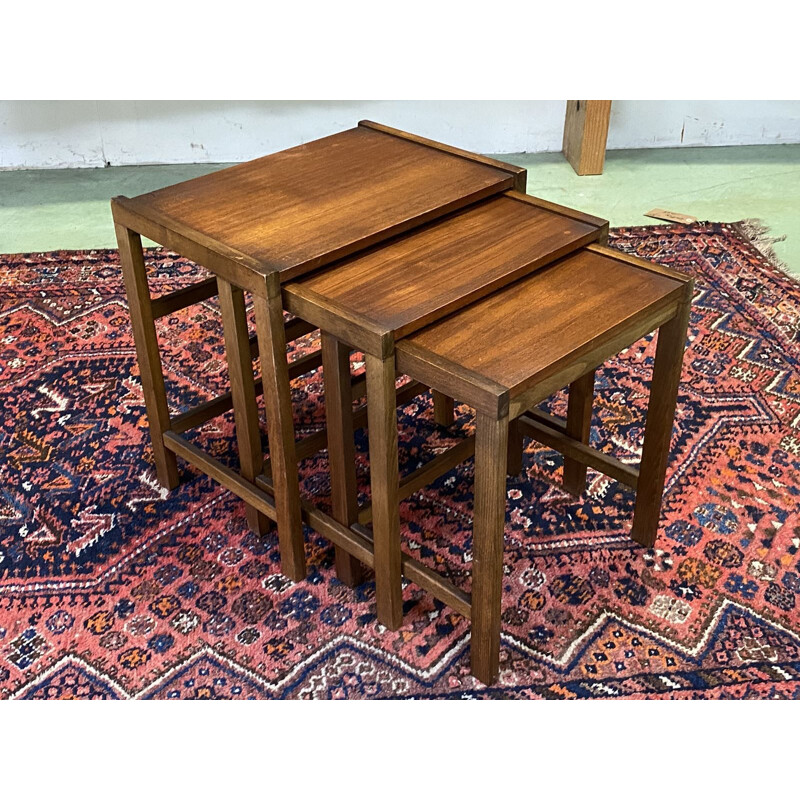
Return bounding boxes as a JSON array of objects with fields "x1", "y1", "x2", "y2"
[
  {"x1": 608, "y1": 100, "x2": 800, "y2": 149},
  {"x1": 1, "y1": 100, "x2": 799, "y2": 169}
]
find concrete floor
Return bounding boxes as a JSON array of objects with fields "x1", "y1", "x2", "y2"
[{"x1": 1, "y1": 144, "x2": 798, "y2": 272}]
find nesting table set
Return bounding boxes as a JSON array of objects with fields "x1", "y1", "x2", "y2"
[{"x1": 111, "y1": 121, "x2": 692, "y2": 685}]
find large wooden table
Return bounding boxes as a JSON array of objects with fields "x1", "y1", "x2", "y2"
[{"x1": 111, "y1": 121, "x2": 527, "y2": 583}]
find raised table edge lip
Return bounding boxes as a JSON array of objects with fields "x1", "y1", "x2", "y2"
[
  {"x1": 109, "y1": 120, "x2": 533, "y2": 289},
  {"x1": 280, "y1": 189, "x2": 609, "y2": 358}
]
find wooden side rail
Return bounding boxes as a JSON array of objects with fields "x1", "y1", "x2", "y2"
[
  {"x1": 149, "y1": 275, "x2": 317, "y2": 344},
  {"x1": 170, "y1": 349, "x2": 324, "y2": 434},
  {"x1": 350, "y1": 522, "x2": 472, "y2": 618},
  {"x1": 166, "y1": 376, "x2": 474, "y2": 622},
  {"x1": 167, "y1": 403, "x2": 473, "y2": 623},
  {"x1": 519, "y1": 410, "x2": 639, "y2": 489},
  {"x1": 251, "y1": 472, "x2": 473, "y2": 619},
  {"x1": 164, "y1": 438, "x2": 474, "y2": 622},
  {"x1": 247, "y1": 318, "x2": 317, "y2": 359},
  {"x1": 358, "y1": 435, "x2": 476, "y2": 524},
  {"x1": 151, "y1": 277, "x2": 218, "y2": 318},
  {"x1": 525, "y1": 407, "x2": 567, "y2": 433},
  {"x1": 262, "y1": 379, "x2": 429, "y2": 478},
  {"x1": 163, "y1": 431, "x2": 278, "y2": 522}
]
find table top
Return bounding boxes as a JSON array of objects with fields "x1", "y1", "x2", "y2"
[
  {"x1": 283, "y1": 192, "x2": 607, "y2": 357},
  {"x1": 396, "y1": 245, "x2": 689, "y2": 406},
  {"x1": 112, "y1": 121, "x2": 523, "y2": 283}
]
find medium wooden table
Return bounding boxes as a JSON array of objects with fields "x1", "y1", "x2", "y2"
[
  {"x1": 282, "y1": 191, "x2": 607, "y2": 626},
  {"x1": 111, "y1": 121, "x2": 525, "y2": 583}
]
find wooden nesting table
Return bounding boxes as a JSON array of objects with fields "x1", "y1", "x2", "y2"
[
  {"x1": 112, "y1": 121, "x2": 690, "y2": 686},
  {"x1": 390, "y1": 246, "x2": 692, "y2": 681},
  {"x1": 111, "y1": 120, "x2": 526, "y2": 584},
  {"x1": 283, "y1": 191, "x2": 607, "y2": 626},
  {"x1": 285, "y1": 219, "x2": 691, "y2": 683}
]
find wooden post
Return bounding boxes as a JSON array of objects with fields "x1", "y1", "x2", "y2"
[
  {"x1": 563, "y1": 370, "x2": 595, "y2": 495},
  {"x1": 116, "y1": 224, "x2": 180, "y2": 490},
  {"x1": 365, "y1": 353, "x2": 403, "y2": 630},
  {"x1": 253, "y1": 276, "x2": 307, "y2": 581},
  {"x1": 563, "y1": 100, "x2": 612, "y2": 176},
  {"x1": 321, "y1": 334, "x2": 366, "y2": 587},
  {"x1": 433, "y1": 390, "x2": 455, "y2": 427},
  {"x1": 470, "y1": 411, "x2": 509, "y2": 686},
  {"x1": 506, "y1": 416, "x2": 524, "y2": 477},
  {"x1": 218, "y1": 278, "x2": 269, "y2": 535},
  {"x1": 631, "y1": 291, "x2": 692, "y2": 547}
]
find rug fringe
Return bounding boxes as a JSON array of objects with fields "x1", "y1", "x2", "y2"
[{"x1": 732, "y1": 218, "x2": 791, "y2": 274}]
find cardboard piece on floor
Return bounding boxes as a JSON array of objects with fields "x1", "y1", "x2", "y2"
[{"x1": 645, "y1": 208, "x2": 698, "y2": 225}]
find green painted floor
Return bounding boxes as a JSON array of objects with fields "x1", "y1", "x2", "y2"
[{"x1": 1, "y1": 144, "x2": 798, "y2": 272}]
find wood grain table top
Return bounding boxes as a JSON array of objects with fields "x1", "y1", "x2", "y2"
[
  {"x1": 283, "y1": 192, "x2": 607, "y2": 357},
  {"x1": 112, "y1": 122, "x2": 522, "y2": 282},
  {"x1": 395, "y1": 245, "x2": 690, "y2": 411}
]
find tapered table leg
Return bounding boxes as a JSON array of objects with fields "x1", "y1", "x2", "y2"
[
  {"x1": 506, "y1": 417, "x2": 524, "y2": 477},
  {"x1": 365, "y1": 353, "x2": 403, "y2": 629},
  {"x1": 253, "y1": 277, "x2": 306, "y2": 581},
  {"x1": 433, "y1": 390, "x2": 455, "y2": 427},
  {"x1": 563, "y1": 370, "x2": 595, "y2": 495},
  {"x1": 471, "y1": 411, "x2": 509, "y2": 686},
  {"x1": 321, "y1": 334, "x2": 366, "y2": 587},
  {"x1": 218, "y1": 278, "x2": 269, "y2": 535},
  {"x1": 631, "y1": 295, "x2": 692, "y2": 547},
  {"x1": 116, "y1": 224, "x2": 180, "y2": 490}
]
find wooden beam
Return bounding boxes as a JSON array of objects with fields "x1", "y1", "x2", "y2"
[
  {"x1": 519, "y1": 410, "x2": 639, "y2": 489},
  {"x1": 163, "y1": 431, "x2": 278, "y2": 521},
  {"x1": 262, "y1": 379, "x2": 429, "y2": 479},
  {"x1": 563, "y1": 100, "x2": 612, "y2": 176},
  {"x1": 352, "y1": 524, "x2": 472, "y2": 619},
  {"x1": 358, "y1": 436, "x2": 476, "y2": 524},
  {"x1": 166, "y1": 435, "x2": 473, "y2": 621},
  {"x1": 151, "y1": 277, "x2": 218, "y2": 318},
  {"x1": 247, "y1": 317, "x2": 317, "y2": 359},
  {"x1": 252, "y1": 473, "x2": 473, "y2": 619},
  {"x1": 170, "y1": 350, "x2": 323, "y2": 434}
]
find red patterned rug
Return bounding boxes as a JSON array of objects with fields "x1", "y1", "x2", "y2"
[{"x1": 1, "y1": 222, "x2": 799, "y2": 699}]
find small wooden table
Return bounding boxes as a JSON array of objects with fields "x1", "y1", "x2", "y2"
[
  {"x1": 387, "y1": 244, "x2": 692, "y2": 682},
  {"x1": 111, "y1": 121, "x2": 525, "y2": 583}
]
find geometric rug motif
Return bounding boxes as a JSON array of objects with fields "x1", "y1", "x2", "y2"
[{"x1": 1, "y1": 222, "x2": 799, "y2": 698}]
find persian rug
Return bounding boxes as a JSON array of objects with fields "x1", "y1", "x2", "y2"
[{"x1": 1, "y1": 222, "x2": 799, "y2": 700}]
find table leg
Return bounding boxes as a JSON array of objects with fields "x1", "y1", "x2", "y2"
[
  {"x1": 253, "y1": 280, "x2": 306, "y2": 581},
  {"x1": 506, "y1": 417, "x2": 524, "y2": 477},
  {"x1": 471, "y1": 410, "x2": 509, "y2": 686},
  {"x1": 365, "y1": 353, "x2": 403, "y2": 629},
  {"x1": 321, "y1": 333, "x2": 366, "y2": 587},
  {"x1": 115, "y1": 224, "x2": 180, "y2": 490},
  {"x1": 631, "y1": 297, "x2": 692, "y2": 547},
  {"x1": 218, "y1": 278, "x2": 269, "y2": 535},
  {"x1": 563, "y1": 370, "x2": 595, "y2": 496},
  {"x1": 433, "y1": 390, "x2": 455, "y2": 427}
]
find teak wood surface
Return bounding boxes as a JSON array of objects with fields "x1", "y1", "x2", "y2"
[
  {"x1": 112, "y1": 122, "x2": 521, "y2": 284},
  {"x1": 396, "y1": 246, "x2": 688, "y2": 416},
  {"x1": 284, "y1": 192, "x2": 607, "y2": 357}
]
